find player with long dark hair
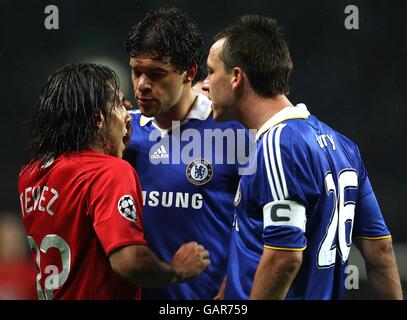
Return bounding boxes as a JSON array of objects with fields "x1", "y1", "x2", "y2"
[{"x1": 19, "y1": 63, "x2": 210, "y2": 299}]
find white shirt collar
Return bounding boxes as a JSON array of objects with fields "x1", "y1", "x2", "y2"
[
  {"x1": 139, "y1": 93, "x2": 212, "y2": 127},
  {"x1": 255, "y1": 103, "x2": 310, "y2": 141}
]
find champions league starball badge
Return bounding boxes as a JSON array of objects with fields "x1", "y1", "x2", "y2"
[
  {"x1": 186, "y1": 158, "x2": 213, "y2": 185},
  {"x1": 118, "y1": 195, "x2": 138, "y2": 223}
]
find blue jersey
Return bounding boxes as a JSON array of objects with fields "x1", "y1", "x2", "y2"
[
  {"x1": 225, "y1": 104, "x2": 390, "y2": 300},
  {"x1": 125, "y1": 94, "x2": 246, "y2": 299}
]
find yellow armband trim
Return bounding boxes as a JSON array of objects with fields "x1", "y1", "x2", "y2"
[
  {"x1": 264, "y1": 245, "x2": 307, "y2": 251},
  {"x1": 354, "y1": 235, "x2": 392, "y2": 240}
]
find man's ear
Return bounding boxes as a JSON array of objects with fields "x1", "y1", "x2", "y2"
[
  {"x1": 183, "y1": 63, "x2": 198, "y2": 83},
  {"x1": 96, "y1": 112, "x2": 105, "y2": 129},
  {"x1": 231, "y1": 67, "x2": 243, "y2": 91}
]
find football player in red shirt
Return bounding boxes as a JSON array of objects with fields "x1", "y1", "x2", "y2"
[{"x1": 18, "y1": 63, "x2": 210, "y2": 300}]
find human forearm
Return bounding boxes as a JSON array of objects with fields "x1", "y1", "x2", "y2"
[
  {"x1": 356, "y1": 238, "x2": 403, "y2": 299},
  {"x1": 110, "y1": 245, "x2": 179, "y2": 287},
  {"x1": 366, "y1": 264, "x2": 403, "y2": 299},
  {"x1": 250, "y1": 248, "x2": 302, "y2": 300},
  {"x1": 365, "y1": 243, "x2": 403, "y2": 299},
  {"x1": 213, "y1": 276, "x2": 227, "y2": 300},
  {"x1": 110, "y1": 241, "x2": 210, "y2": 288}
]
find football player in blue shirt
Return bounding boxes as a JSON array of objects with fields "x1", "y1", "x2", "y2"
[
  {"x1": 123, "y1": 8, "x2": 249, "y2": 299},
  {"x1": 202, "y1": 15, "x2": 403, "y2": 299}
]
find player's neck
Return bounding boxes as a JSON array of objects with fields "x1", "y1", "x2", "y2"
[
  {"x1": 89, "y1": 144, "x2": 104, "y2": 155},
  {"x1": 154, "y1": 88, "x2": 197, "y2": 130},
  {"x1": 239, "y1": 94, "x2": 293, "y2": 131}
]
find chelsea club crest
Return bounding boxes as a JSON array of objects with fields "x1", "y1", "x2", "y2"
[{"x1": 186, "y1": 158, "x2": 213, "y2": 185}]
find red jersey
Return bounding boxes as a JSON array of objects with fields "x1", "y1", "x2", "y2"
[{"x1": 18, "y1": 150, "x2": 147, "y2": 299}]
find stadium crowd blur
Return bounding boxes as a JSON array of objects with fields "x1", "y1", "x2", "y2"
[{"x1": 0, "y1": 214, "x2": 36, "y2": 299}]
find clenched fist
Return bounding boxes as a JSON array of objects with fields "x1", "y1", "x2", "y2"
[{"x1": 171, "y1": 241, "x2": 210, "y2": 282}]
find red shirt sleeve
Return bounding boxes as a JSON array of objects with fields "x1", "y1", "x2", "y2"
[{"x1": 87, "y1": 158, "x2": 147, "y2": 255}]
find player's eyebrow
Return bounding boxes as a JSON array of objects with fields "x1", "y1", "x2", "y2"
[{"x1": 129, "y1": 59, "x2": 172, "y2": 73}]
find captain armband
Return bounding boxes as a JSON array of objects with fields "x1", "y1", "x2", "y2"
[{"x1": 263, "y1": 200, "x2": 307, "y2": 232}]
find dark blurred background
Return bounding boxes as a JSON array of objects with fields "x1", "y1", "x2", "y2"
[{"x1": 0, "y1": 0, "x2": 406, "y2": 299}]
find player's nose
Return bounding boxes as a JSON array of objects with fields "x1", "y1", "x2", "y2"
[{"x1": 137, "y1": 74, "x2": 152, "y2": 93}]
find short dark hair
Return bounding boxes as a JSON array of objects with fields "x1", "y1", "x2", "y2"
[
  {"x1": 28, "y1": 63, "x2": 120, "y2": 165},
  {"x1": 125, "y1": 7, "x2": 203, "y2": 83},
  {"x1": 215, "y1": 15, "x2": 293, "y2": 98}
]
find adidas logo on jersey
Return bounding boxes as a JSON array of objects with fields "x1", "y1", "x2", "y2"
[{"x1": 150, "y1": 145, "x2": 169, "y2": 159}]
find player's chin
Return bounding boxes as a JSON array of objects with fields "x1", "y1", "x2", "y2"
[
  {"x1": 119, "y1": 143, "x2": 127, "y2": 158},
  {"x1": 138, "y1": 103, "x2": 158, "y2": 118},
  {"x1": 110, "y1": 142, "x2": 126, "y2": 159},
  {"x1": 212, "y1": 106, "x2": 228, "y2": 122},
  {"x1": 123, "y1": 131, "x2": 131, "y2": 148}
]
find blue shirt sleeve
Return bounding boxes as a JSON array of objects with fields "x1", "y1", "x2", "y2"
[
  {"x1": 353, "y1": 146, "x2": 390, "y2": 238},
  {"x1": 255, "y1": 124, "x2": 311, "y2": 250}
]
